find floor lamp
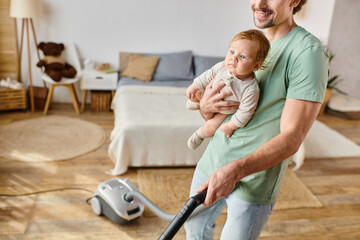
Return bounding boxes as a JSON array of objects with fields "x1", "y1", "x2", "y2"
[{"x1": 10, "y1": 0, "x2": 43, "y2": 112}]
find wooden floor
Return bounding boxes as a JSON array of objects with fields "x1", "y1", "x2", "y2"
[{"x1": 1, "y1": 104, "x2": 360, "y2": 240}]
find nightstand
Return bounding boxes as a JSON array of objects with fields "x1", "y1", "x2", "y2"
[{"x1": 80, "y1": 70, "x2": 118, "y2": 112}]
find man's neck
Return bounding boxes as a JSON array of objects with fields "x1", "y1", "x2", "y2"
[{"x1": 266, "y1": 19, "x2": 298, "y2": 42}]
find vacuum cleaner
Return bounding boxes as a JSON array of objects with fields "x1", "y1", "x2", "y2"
[{"x1": 91, "y1": 178, "x2": 207, "y2": 239}]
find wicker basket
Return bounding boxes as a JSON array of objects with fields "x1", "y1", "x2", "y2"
[
  {"x1": 90, "y1": 90, "x2": 111, "y2": 112},
  {"x1": 0, "y1": 87, "x2": 27, "y2": 111}
]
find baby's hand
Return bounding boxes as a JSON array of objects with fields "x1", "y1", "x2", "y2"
[
  {"x1": 186, "y1": 83, "x2": 200, "y2": 102},
  {"x1": 220, "y1": 121, "x2": 238, "y2": 138}
]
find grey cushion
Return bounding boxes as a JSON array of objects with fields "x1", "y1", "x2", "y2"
[
  {"x1": 193, "y1": 55, "x2": 224, "y2": 78},
  {"x1": 145, "y1": 50, "x2": 193, "y2": 81}
]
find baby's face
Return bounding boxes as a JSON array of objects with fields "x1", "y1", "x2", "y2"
[{"x1": 225, "y1": 39, "x2": 262, "y2": 79}]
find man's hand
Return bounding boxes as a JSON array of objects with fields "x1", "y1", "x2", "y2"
[
  {"x1": 220, "y1": 121, "x2": 238, "y2": 138},
  {"x1": 196, "y1": 161, "x2": 240, "y2": 206},
  {"x1": 200, "y1": 79, "x2": 239, "y2": 120}
]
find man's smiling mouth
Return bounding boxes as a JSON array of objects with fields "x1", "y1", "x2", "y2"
[{"x1": 254, "y1": 9, "x2": 273, "y2": 19}]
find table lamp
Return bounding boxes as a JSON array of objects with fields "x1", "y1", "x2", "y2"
[{"x1": 10, "y1": 0, "x2": 44, "y2": 112}]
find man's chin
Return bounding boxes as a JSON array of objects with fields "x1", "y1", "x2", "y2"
[{"x1": 253, "y1": 18, "x2": 274, "y2": 29}]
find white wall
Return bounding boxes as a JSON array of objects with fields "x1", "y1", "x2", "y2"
[
  {"x1": 17, "y1": 0, "x2": 335, "y2": 103},
  {"x1": 328, "y1": 0, "x2": 360, "y2": 100}
]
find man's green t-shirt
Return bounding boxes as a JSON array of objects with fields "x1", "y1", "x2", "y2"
[{"x1": 197, "y1": 27, "x2": 329, "y2": 204}]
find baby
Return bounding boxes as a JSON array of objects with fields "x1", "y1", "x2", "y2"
[{"x1": 186, "y1": 29, "x2": 270, "y2": 149}]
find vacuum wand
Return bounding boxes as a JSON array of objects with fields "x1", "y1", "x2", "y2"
[{"x1": 158, "y1": 189, "x2": 207, "y2": 240}]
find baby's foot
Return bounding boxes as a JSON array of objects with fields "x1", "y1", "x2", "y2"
[{"x1": 187, "y1": 128, "x2": 204, "y2": 150}]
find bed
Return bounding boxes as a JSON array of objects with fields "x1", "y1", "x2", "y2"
[
  {"x1": 107, "y1": 51, "x2": 223, "y2": 175},
  {"x1": 107, "y1": 50, "x2": 360, "y2": 175}
]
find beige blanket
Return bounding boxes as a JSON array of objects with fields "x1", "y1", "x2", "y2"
[{"x1": 107, "y1": 85, "x2": 209, "y2": 175}]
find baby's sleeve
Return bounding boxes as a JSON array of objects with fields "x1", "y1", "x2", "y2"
[
  {"x1": 194, "y1": 61, "x2": 224, "y2": 91},
  {"x1": 231, "y1": 88, "x2": 260, "y2": 128}
]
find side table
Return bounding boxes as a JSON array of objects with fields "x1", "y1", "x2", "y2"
[{"x1": 80, "y1": 70, "x2": 118, "y2": 112}]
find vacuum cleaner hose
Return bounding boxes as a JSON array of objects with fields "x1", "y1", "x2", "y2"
[
  {"x1": 124, "y1": 191, "x2": 176, "y2": 222},
  {"x1": 158, "y1": 189, "x2": 207, "y2": 240}
]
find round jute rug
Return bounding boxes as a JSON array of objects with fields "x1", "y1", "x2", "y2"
[{"x1": 0, "y1": 116, "x2": 106, "y2": 162}]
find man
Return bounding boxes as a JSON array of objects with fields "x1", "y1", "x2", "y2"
[{"x1": 184, "y1": 0, "x2": 329, "y2": 239}]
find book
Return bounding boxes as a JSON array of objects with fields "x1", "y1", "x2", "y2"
[{"x1": 98, "y1": 68, "x2": 118, "y2": 74}]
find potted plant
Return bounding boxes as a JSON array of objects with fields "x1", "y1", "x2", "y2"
[
  {"x1": 327, "y1": 52, "x2": 346, "y2": 95},
  {"x1": 319, "y1": 50, "x2": 346, "y2": 115}
]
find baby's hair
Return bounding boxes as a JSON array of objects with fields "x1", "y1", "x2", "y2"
[{"x1": 231, "y1": 29, "x2": 270, "y2": 69}]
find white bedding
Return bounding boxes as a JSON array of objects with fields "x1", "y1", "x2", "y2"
[
  {"x1": 107, "y1": 86, "x2": 360, "y2": 175},
  {"x1": 107, "y1": 85, "x2": 209, "y2": 175}
]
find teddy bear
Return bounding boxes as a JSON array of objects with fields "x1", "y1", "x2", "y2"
[{"x1": 36, "y1": 42, "x2": 77, "y2": 82}]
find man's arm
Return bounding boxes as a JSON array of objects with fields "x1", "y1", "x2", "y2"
[
  {"x1": 197, "y1": 98, "x2": 322, "y2": 206},
  {"x1": 199, "y1": 79, "x2": 240, "y2": 120}
]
